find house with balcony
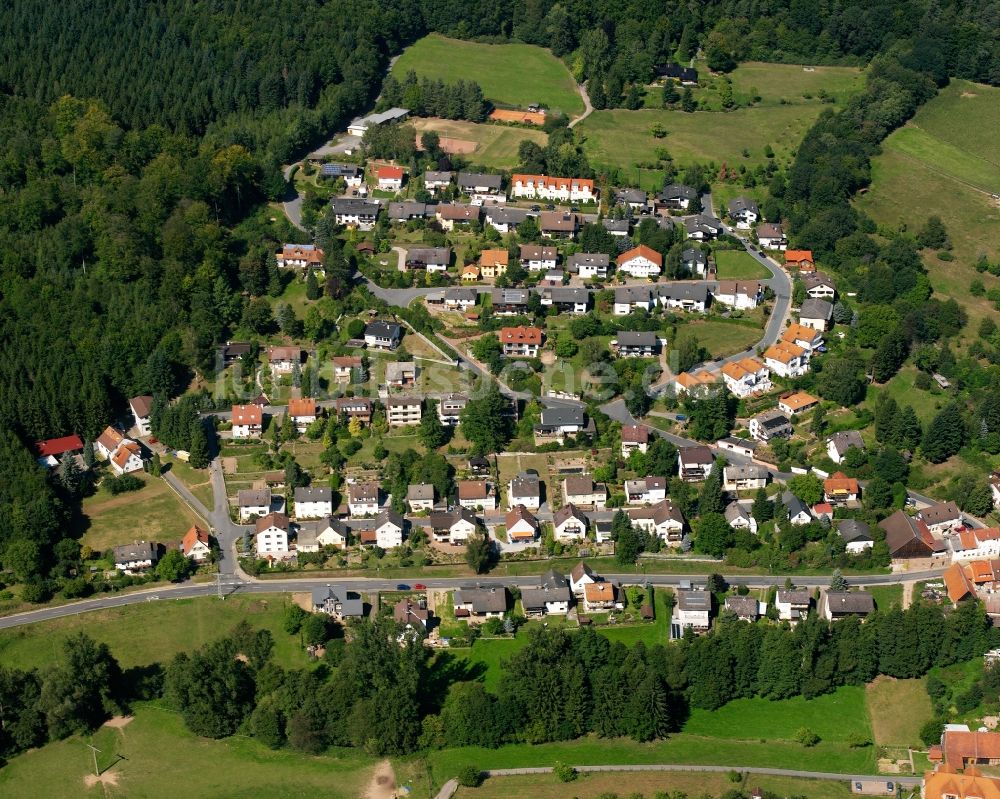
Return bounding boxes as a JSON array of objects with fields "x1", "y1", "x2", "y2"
[
  {"x1": 721, "y1": 357, "x2": 771, "y2": 398},
  {"x1": 678, "y1": 446, "x2": 714, "y2": 481},
  {"x1": 387, "y1": 396, "x2": 422, "y2": 427}
]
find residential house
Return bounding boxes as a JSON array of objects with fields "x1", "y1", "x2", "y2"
[
  {"x1": 181, "y1": 525, "x2": 212, "y2": 563},
  {"x1": 803, "y1": 272, "x2": 836, "y2": 299},
  {"x1": 824, "y1": 472, "x2": 860, "y2": 505},
  {"x1": 520, "y1": 244, "x2": 558, "y2": 271},
  {"x1": 539, "y1": 211, "x2": 579, "y2": 239},
  {"x1": 765, "y1": 341, "x2": 810, "y2": 378},
  {"x1": 616, "y1": 244, "x2": 663, "y2": 278},
  {"x1": 602, "y1": 217, "x2": 630, "y2": 237},
  {"x1": 267, "y1": 346, "x2": 302, "y2": 375},
  {"x1": 714, "y1": 280, "x2": 763, "y2": 309},
  {"x1": 838, "y1": 519, "x2": 874, "y2": 553},
  {"x1": 129, "y1": 395, "x2": 154, "y2": 436},
  {"x1": 936, "y1": 731, "x2": 1000, "y2": 769},
  {"x1": 951, "y1": 528, "x2": 1000, "y2": 562},
  {"x1": 920, "y1": 501, "x2": 965, "y2": 534},
  {"x1": 385, "y1": 361, "x2": 416, "y2": 388},
  {"x1": 721, "y1": 357, "x2": 771, "y2": 398},
  {"x1": 756, "y1": 222, "x2": 787, "y2": 250},
  {"x1": 490, "y1": 288, "x2": 529, "y2": 315},
  {"x1": 297, "y1": 517, "x2": 349, "y2": 551},
  {"x1": 461, "y1": 264, "x2": 482, "y2": 282},
  {"x1": 388, "y1": 201, "x2": 430, "y2": 223},
  {"x1": 725, "y1": 594, "x2": 763, "y2": 622},
  {"x1": 990, "y1": 470, "x2": 1000, "y2": 510},
  {"x1": 108, "y1": 438, "x2": 144, "y2": 476},
  {"x1": 428, "y1": 507, "x2": 477, "y2": 545},
  {"x1": 552, "y1": 502, "x2": 589, "y2": 541},
  {"x1": 583, "y1": 581, "x2": 621, "y2": 613},
  {"x1": 568, "y1": 252, "x2": 610, "y2": 280},
  {"x1": 778, "y1": 391, "x2": 819, "y2": 416},
  {"x1": 716, "y1": 436, "x2": 758, "y2": 459},
  {"x1": 684, "y1": 214, "x2": 723, "y2": 240},
  {"x1": 782, "y1": 491, "x2": 812, "y2": 526},
  {"x1": 723, "y1": 464, "x2": 769, "y2": 492},
  {"x1": 681, "y1": 248, "x2": 708, "y2": 276},
  {"x1": 784, "y1": 250, "x2": 815, "y2": 271},
  {"x1": 678, "y1": 446, "x2": 715, "y2": 481},
  {"x1": 387, "y1": 396, "x2": 421, "y2": 427},
  {"x1": 820, "y1": 591, "x2": 874, "y2": 621},
  {"x1": 538, "y1": 287, "x2": 589, "y2": 314},
  {"x1": 674, "y1": 371, "x2": 719, "y2": 396},
  {"x1": 534, "y1": 406, "x2": 587, "y2": 445},
  {"x1": 613, "y1": 286, "x2": 654, "y2": 315},
  {"x1": 799, "y1": 298, "x2": 833, "y2": 331},
  {"x1": 333, "y1": 356, "x2": 363, "y2": 383},
  {"x1": 813, "y1": 502, "x2": 834, "y2": 523},
  {"x1": 405, "y1": 246, "x2": 450, "y2": 272},
  {"x1": 727, "y1": 197, "x2": 760, "y2": 229},
  {"x1": 827, "y1": 431, "x2": 865, "y2": 464},
  {"x1": 628, "y1": 500, "x2": 685, "y2": 545},
  {"x1": 438, "y1": 393, "x2": 468, "y2": 426},
  {"x1": 749, "y1": 409, "x2": 792, "y2": 441},
  {"x1": 500, "y1": 326, "x2": 543, "y2": 358},
  {"x1": 569, "y1": 561, "x2": 597, "y2": 596},
  {"x1": 880, "y1": 510, "x2": 940, "y2": 559},
  {"x1": 34, "y1": 434, "x2": 85, "y2": 469},
  {"x1": 479, "y1": 248, "x2": 510, "y2": 279},
  {"x1": 659, "y1": 283, "x2": 709, "y2": 313},
  {"x1": 505, "y1": 504, "x2": 540, "y2": 542},
  {"x1": 394, "y1": 598, "x2": 431, "y2": 629},
  {"x1": 287, "y1": 397, "x2": 319, "y2": 433},
  {"x1": 457, "y1": 172, "x2": 503, "y2": 197},
  {"x1": 562, "y1": 475, "x2": 607, "y2": 509},
  {"x1": 611, "y1": 330, "x2": 660, "y2": 358},
  {"x1": 256, "y1": 513, "x2": 291, "y2": 557},
  {"x1": 319, "y1": 163, "x2": 362, "y2": 186},
  {"x1": 238, "y1": 488, "x2": 272, "y2": 522},
  {"x1": 372, "y1": 510, "x2": 405, "y2": 548},
  {"x1": 620, "y1": 424, "x2": 650, "y2": 456},
  {"x1": 658, "y1": 184, "x2": 698, "y2": 210},
  {"x1": 509, "y1": 174, "x2": 595, "y2": 203},
  {"x1": 294, "y1": 486, "x2": 334, "y2": 519},
  {"x1": 376, "y1": 165, "x2": 404, "y2": 192},
  {"x1": 330, "y1": 198, "x2": 380, "y2": 229},
  {"x1": 485, "y1": 207, "x2": 530, "y2": 234},
  {"x1": 364, "y1": 320, "x2": 402, "y2": 350},
  {"x1": 312, "y1": 586, "x2": 364, "y2": 619},
  {"x1": 453, "y1": 585, "x2": 507, "y2": 620},
  {"x1": 458, "y1": 480, "x2": 496, "y2": 511},
  {"x1": 276, "y1": 243, "x2": 325, "y2": 269},
  {"x1": 348, "y1": 482, "x2": 380, "y2": 516},
  {"x1": 94, "y1": 426, "x2": 125, "y2": 460},
  {"x1": 923, "y1": 763, "x2": 1000, "y2": 799},
  {"x1": 615, "y1": 188, "x2": 648, "y2": 213},
  {"x1": 424, "y1": 170, "x2": 453, "y2": 193},
  {"x1": 775, "y1": 588, "x2": 811, "y2": 621},
  {"x1": 406, "y1": 483, "x2": 435, "y2": 513},
  {"x1": 657, "y1": 63, "x2": 699, "y2": 84},
  {"x1": 520, "y1": 570, "x2": 572, "y2": 616},
  {"x1": 625, "y1": 476, "x2": 668, "y2": 505},
  {"x1": 672, "y1": 588, "x2": 711, "y2": 634},
  {"x1": 781, "y1": 322, "x2": 824, "y2": 353},
  {"x1": 219, "y1": 341, "x2": 252, "y2": 366},
  {"x1": 725, "y1": 502, "x2": 758, "y2": 534},
  {"x1": 335, "y1": 396, "x2": 372, "y2": 426},
  {"x1": 113, "y1": 541, "x2": 159, "y2": 573},
  {"x1": 508, "y1": 471, "x2": 542, "y2": 510},
  {"x1": 435, "y1": 203, "x2": 480, "y2": 230},
  {"x1": 443, "y1": 288, "x2": 477, "y2": 311}
]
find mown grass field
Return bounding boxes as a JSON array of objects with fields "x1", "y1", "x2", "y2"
[
  {"x1": 410, "y1": 117, "x2": 547, "y2": 170},
  {"x1": 862, "y1": 365, "x2": 949, "y2": 424},
  {"x1": 456, "y1": 770, "x2": 855, "y2": 799},
  {"x1": 715, "y1": 250, "x2": 771, "y2": 279},
  {"x1": 392, "y1": 34, "x2": 584, "y2": 116},
  {"x1": 680, "y1": 319, "x2": 764, "y2": 359},
  {"x1": 866, "y1": 584, "x2": 903, "y2": 611},
  {"x1": 856, "y1": 79, "x2": 1000, "y2": 338},
  {"x1": 0, "y1": 703, "x2": 391, "y2": 799},
  {"x1": 0, "y1": 595, "x2": 312, "y2": 671},
  {"x1": 865, "y1": 677, "x2": 932, "y2": 748},
  {"x1": 81, "y1": 472, "x2": 203, "y2": 552},
  {"x1": 730, "y1": 62, "x2": 865, "y2": 106}
]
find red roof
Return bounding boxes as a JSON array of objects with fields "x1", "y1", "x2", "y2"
[
  {"x1": 182, "y1": 525, "x2": 210, "y2": 555},
  {"x1": 511, "y1": 173, "x2": 594, "y2": 192},
  {"x1": 377, "y1": 165, "x2": 404, "y2": 180},
  {"x1": 36, "y1": 435, "x2": 84, "y2": 458},
  {"x1": 500, "y1": 326, "x2": 543, "y2": 346},
  {"x1": 621, "y1": 424, "x2": 649, "y2": 443},
  {"x1": 616, "y1": 244, "x2": 663, "y2": 267},
  {"x1": 785, "y1": 249, "x2": 814, "y2": 264},
  {"x1": 232, "y1": 404, "x2": 263, "y2": 425}
]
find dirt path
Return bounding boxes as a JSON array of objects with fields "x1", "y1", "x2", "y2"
[
  {"x1": 364, "y1": 760, "x2": 398, "y2": 799},
  {"x1": 902, "y1": 580, "x2": 915, "y2": 609},
  {"x1": 568, "y1": 81, "x2": 593, "y2": 129}
]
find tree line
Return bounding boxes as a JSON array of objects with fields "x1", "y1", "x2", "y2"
[{"x1": 380, "y1": 72, "x2": 489, "y2": 122}]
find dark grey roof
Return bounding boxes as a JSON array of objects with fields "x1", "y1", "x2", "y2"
[
  {"x1": 521, "y1": 582, "x2": 571, "y2": 609},
  {"x1": 487, "y1": 207, "x2": 531, "y2": 226},
  {"x1": 756, "y1": 410, "x2": 791, "y2": 431},
  {"x1": 375, "y1": 509, "x2": 404, "y2": 529},
  {"x1": 553, "y1": 503, "x2": 589, "y2": 528},
  {"x1": 312, "y1": 585, "x2": 364, "y2": 616},
  {"x1": 490, "y1": 288, "x2": 529, "y2": 305},
  {"x1": 365, "y1": 320, "x2": 402, "y2": 339},
  {"x1": 428, "y1": 506, "x2": 476, "y2": 530},
  {"x1": 406, "y1": 246, "x2": 450, "y2": 264},
  {"x1": 602, "y1": 218, "x2": 631, "y2": 233},
  {"x1": 777, "y1": 588, "x2": 811, "y2": 604},
  {"x1": 510, "y1": 471, "x2": 541, "y2": 497},
  {"x1": 724, "y1": 463, "x2": 768, "y2": 480},
  {"x1": 330, "y1": 198, "x2": 380, "y2": 215},
  {"x1": 615, "y1": 286, "x2": 653, "y2": 304},
  {"x1": 782, "y1": 491, "x2": 810, "y2": 519},
  {"x1": 800, "y1": 298, "x2": 833, "y2": 320},
  {"x1": 567, "y1": 252, "x2": 610, "y2": 269},
  {"x1": 680, "y1": 445, "x2": 714, "y2": 464},
  {"x1": 542, "y1": 287, "x2": 590, "y2": 305},
  {"x1": 238, "y1": 488, "x2": 271, "y2": 506},
  {"x1": 837, "y1": 519, "x2": 872, "y2": 543},
  {"x1": 454, "y1": 585, "x2": 507, "y2": 613},
  {"x1": 676, "y1": 589, "x2": 711, "y2": 611},
  {"x1": 717, "y1": 436, "x2": 757, "y2": 451},
  {"x1": 540, "y1": 569, "x2": 570, "y2": 591},
  {"x1": 825, "y1": 590, "x2": 874, "y2": 615},
  {"x1": 615, "y1": 331, "x2": 659, "y2": 347},
  {"x1": 113, "y1": 541, "x2": 158, "y2": 562},
  {"x1": 424, "y1": 170, "x2": 454, "y2": 183},
  {"x1": 725, "y1": 595, "x2": 759, "y2": 617},
  {"x1": 407, "y1": 483, "x2": 434, "y2": 501},
  {"x1": 294, "y1": 486, "x2": 332, "y2": 503},
  {"x1": 445, "y1": 287, "x2": 477, "y2": 302},
  {"x1": 320, "y1": 163, "x2": 360, "y2": 177},
  {"x1": 660, "y1": 183, "x2": 698, "y2": 201},
  {"x1": 828, "y1": 430, "x2": 865, "y2": 456},
  {"x1": 660, "y1": 283, "x2": 709, "y2": 303},
  {"x1": 388, "y1": 201, "x2": 430, "y2": 219},
  {"x1": 682, "y1": 248, "x2": 707, "y2": 264},
  {"x1": 457, "y1": 172, "x2": 503, "y2": 190},
  {"x1": 616, "y1": 188, "x2": 647, "y2": 204},
  {"x1": 539, "y1": 406, "x2": 585, "y2": 427},
  {"x1": 803, "y1": 272, "x2": 836, "y2": 289},
  {"x1": 728, "y1": 197, "x2": 760, "y2": 215},
  {"x1": 685, "y1": 214, "x2": 722, "y2": 233},
  {"x1": 725, "y1": 502, "x2": 752, "y2": 524}
]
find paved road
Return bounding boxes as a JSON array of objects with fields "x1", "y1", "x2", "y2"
[
  {"x1": 482, "y1": 764, "x2": 919, "y2": 787},
  {"x1": 282, "y1": 163, "x2": 306, "y2": 231},
  {"x1": 0, "y1": 567, "x2": 947, "y2": 631}
]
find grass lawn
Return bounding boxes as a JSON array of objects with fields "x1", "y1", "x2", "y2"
[
  {"x1": 392, "y1": 34, "x2": 584, "y2": 116},
  {"x1": 866, "y1": 584, "x2": 903, "y2": 611},
  {"x1": 596, "y1": 588, "x2": 671, "y2": 647},
  {"x1": 865, "y1": 676, "x2": 933, "y2": 748},
  {"x1": 450, "y1": 637, "x2": 528, "y2": 692},
  {"x1": 81, "y1": 473, "x2": 204, "y2": 552},
  {"x1": 0, "y1": 595, "x2": 312, "y2": 671},
  {"x1": 855, "y1": 79, "x2": 1000, "y2": 341},
  {"x1": 0, "y1": 703, "x2": 385, "y2": 799},
  {"x1": 730, "y1": 62, "x2": 865, "y2": 107},
  {"x1": 863, "y1": 366, "x2": 949, "y2": 424},
  {"x1": 410, "y1": 118, "x2": 547, "y2": 170},
  {"x1": 715, "y1": 250, "x2": 771, "y2": 279},
  {"x1": 456, "y1": 770, "x2": 855, "y2": 799},
  {"x1": 162, "y1": 454, "x2": 214, "y2": 509},
  {"x1": 679, "y1": 319, "x2": 764, "y2": 359}
]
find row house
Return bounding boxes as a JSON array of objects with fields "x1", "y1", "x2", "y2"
[{"x1": 509, "y1": 174, "x2": 595, "y2": 203}]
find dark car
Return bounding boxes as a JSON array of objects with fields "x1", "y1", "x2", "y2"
[
  {"x1": 396, "y1": 583, "x2": 410, "y2": 591},
  {"x1": 530, "y1": 205, "x2": 540, "y2": 212},
  {"x1": 545, "y1": 203, "x2": 555, "y2": 210}
]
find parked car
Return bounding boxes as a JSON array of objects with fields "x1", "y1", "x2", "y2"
[
  {"x1": 396, "y1": 583, "x2": 410, "y2": 591},
  {"x1": 414, "y1": 583, "x2": 426, "y2": 590}
]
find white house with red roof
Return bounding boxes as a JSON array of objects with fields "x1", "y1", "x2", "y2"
[
  {"x1": 231, "y1": 404, "x2": 263, "y2": 438},
  {"x1": 376, "y1": 165, "x2": 404, "y2": 192},
  {"x1": 509, "y1": 174, "x2": 595, "y2": 203},
  {"x1": 616, "y1": 245, "x2": 663, "y2": 278},
  {"x1": 35, "y1": 435, "x2": 84, "y2": 468},
  {"x1": 182, "y1": 525, "x2": 212, "y2": 563}
]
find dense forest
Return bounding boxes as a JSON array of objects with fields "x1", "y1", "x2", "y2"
[{"x1": 1, "y1": 0, "x2": 999, "y2": 588}]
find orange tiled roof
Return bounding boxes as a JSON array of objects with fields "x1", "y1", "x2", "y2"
[
  {"x1": 779, "y1": 391, "x2": 818, "y2": 412},
  {"x1": 232, "y1": 404, "x2": 263, "y2": 425},
  {"x1": 785, "y1": 249, "x2": 814, "y2": 264},
  {"x1": 782, "y1": 323, "x2": 822, "y2": 345},
  {"x1": 584, "y1": 582, "x2": 615, "y2": 603},
  {"x1": 823, "y1": 471, "x2": 859, "y2": 494},
  {"x1": 512, "y1": 173, "x2": 594, "y2": 192},
  {"x1": 943, "y1": 562, "x2": 976, "y2": 603},
  {"x1": 287, "y1": 397, "x2": 317, "y2": 418},
  {"x1": 765, "y1": 340, "x2": 806, "y2": 364},
  {"x1": 617, "y1": 244, "x2": 663, "y2": 267},
  {"x1": 722, "y1": 357, "x2": 765, "y2": 381},
  {"x1": 941, "y1": 731, "x2": 1000, "y2": 769},
  {"x1": 111, "y1": 440, "x2": 141, "y2": 468},
  {"x1": 480, "y1": 249, "x2": 509, "y2": 267},
  {"x1": 500, "y1": 326, "x2": 543, "y2": 346},
  {"x1": 377, "y1": 165, "x2": 404, "y2": 179},
  {"x1": 182, "y1": 525, "x2": 210, "y2": 555}
]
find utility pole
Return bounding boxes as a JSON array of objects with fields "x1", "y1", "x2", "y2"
[{"x1": 86, "y1": 744, "x2": 101, "y2": 777}]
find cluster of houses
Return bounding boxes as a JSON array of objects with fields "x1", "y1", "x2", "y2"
[{"x1": 110, "y1": 525, "x2": 213, "y2": 573}]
